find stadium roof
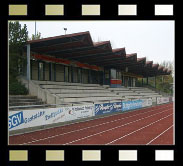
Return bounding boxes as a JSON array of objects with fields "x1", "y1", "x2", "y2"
[{"x1": 27, "y1": 31, "x2": 171, "y2": 77}]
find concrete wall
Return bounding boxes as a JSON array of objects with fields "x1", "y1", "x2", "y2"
[
  {"x1": 45, "y1": 63, "x2": 50, "y2": 81},
  {"x1": 19, "y1": 77, "x2": 61, "y2": 105},
  {"x1": 31, "y1": 60, "x2": 38, "y2": 80},
  {"x1": 56, "y1": 64, "x2": 64, "y2": 82},
  {"x1": 82, "y1": 69, "x2": 88, "y2": 84},
  {"x1": 73, "y1": 67, "x2": 78, "y2": 83}
]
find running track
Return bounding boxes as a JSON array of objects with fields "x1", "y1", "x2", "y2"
[{"x1": 9, "y1": 102, "x2": 173, "y2": 145}]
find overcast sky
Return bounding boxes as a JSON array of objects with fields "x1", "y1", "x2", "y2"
[{"x1": 19, "y1": 21, "x2": 174, "y2": 64}]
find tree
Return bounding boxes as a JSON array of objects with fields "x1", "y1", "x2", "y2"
[
  {"x1": 31, "y1": 31, "x2": 42, "y2": 40},
  {"x1": 9, "y1": 21, "x2": 28, "y2": 53},
  {"x1": 9, "y1": 21, "x2": 28, "y2": 75},
  {"x1": 9, "y1": 21, "x2": 29, "y2": 95},
  {"x1": 158, "y1": 60, "x2": 174, "y2": 94},
  {"x1": 160, "y1": 60, "x2": 174, "y2": 76}
]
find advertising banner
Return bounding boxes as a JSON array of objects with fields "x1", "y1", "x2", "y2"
[
  {"x1": 9, "y1": 107, "x2": 65, "y2": 131},
  {"x1": 142, "y1": 99, "x2": 152, "y2": 107},
  {"x1": 122, "y1": 100, "x2": 143, "y2": 111},
  {"x1": 95, "y1": 102, "x2": 122, "y2": 116},
  {"x1": 9, "y1": 105, "x2": 94, "y2": 131},
  {"x1": 64, "y1": 105, "x2": 94, "y2": 121},
  {"x1": 157, "y1": 97, "x2": 170, "y2": 104}
]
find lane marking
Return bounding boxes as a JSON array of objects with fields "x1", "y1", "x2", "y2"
[
  {"x1": 146, "y1": 125, "x2": 173, "y2": 145},
  {"x1": 63, "y1": 109, "x2": 172, "y2": 145},
  {"x1": 20, "y1": 105, "x2": 172, "y2": 145},
  {"x1": 106, "y1": 114, "x2": 172, "y2": 145}
]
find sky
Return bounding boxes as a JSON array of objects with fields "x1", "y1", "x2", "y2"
[{"x1": 19, "y1": 21, "x2": 174, "y2": 64}]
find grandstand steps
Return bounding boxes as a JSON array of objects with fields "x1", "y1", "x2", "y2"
[
  {"x1": 9, "y1": 101, "x2": 45, "y2": 106},
  {"x1": 40, "y1": 85, "x2": 105, "y2": 90},
  {"x1": 60, "y1": 96, "x2": 124, "y2": 103},
  {"x1": 9, "y1": 105, "x2": 50, "y2": 111},
  {"x1": 48, "y1": 89, "x2": 111, "y2": 94},
  {"x1": 56, "y1": 93, "x2": 119, "y2": 98},
  {"x1": 9, "y1": 95, "x2": 38, "y2": 100},
  {"x1": 9, "y1": 95, "x2": 46, "y2": 109},
  {"x1": 33, "y1": 80, "x2": 100, "y2": 87},
  {"x1": 27, "y1": 81, "x2": 163, "y2": 105}
]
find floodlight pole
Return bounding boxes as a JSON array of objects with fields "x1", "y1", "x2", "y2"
[
  {"x1": 64, "y1": 28, "x2": 67, "y2": 35},
  {"x1": 35, "y1": 21, "x2": 36, "y2": 36},
  {"x1": 27, "y1": 44, "x2": 30, "y2": 93},
  {"x1": 27, "y1": 44, "x2": 30, "y2": 81}
]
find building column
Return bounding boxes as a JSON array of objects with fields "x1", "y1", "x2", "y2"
[
  {"x1": 142, "y1": 78, "x2": 144, "y2": 87},
  {"x1": 27, "y1": 44, "x2": 30, "y2": 81}
]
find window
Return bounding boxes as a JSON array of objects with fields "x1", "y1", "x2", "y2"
[
  {"x1": 38, "y1": 62, "x2": 44, "y2": 81},
  {"x1": 78, "y1": 68, "x2": 82, "y2": 83},
  {"x1": 105, "y1": 69, "x2": 110, "y2": 79},
  {"x1": 65, "y1": 66, "x2": 69, "y2": 82},
  {"x1": 117, "y1": 70, "x2": 121, "y2": 79},
  {"x1": 111, "y1": 69, "x2": 117, "y2": 79},
  {"x1": 50, "y1": 63, "x2": 55, "y2": 81}
]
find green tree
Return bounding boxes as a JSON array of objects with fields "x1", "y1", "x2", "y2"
[
  {"x1": 157, "y1": 60, "x2": 174, "y2": 94},
  {"x1": 9, "y1": 21, "x2": 29, "y2": 95},
  {"x1": 31, "y1": 31, "x2": 42, "y2": 40}
]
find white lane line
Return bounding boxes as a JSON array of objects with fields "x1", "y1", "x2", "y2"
[
  {"x1": 63, "y1": 109, "x2": 172, "y2": 145},
  {"x1": 21, "y1": 105, "x2": 171, "y2": 145},
  {"x1": 146, "y1": 125, "x2": 173, "y2": 145},
  {"x1": 106, "y1": 114, "x2": 173, "y2": 145},
  {"x1": 20, "y1": 105, "x2": 170, "y2": 144}
]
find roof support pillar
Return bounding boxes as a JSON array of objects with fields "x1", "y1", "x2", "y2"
[{"x1": 27, "y1": 44, "x2": 30, "y2": 81}]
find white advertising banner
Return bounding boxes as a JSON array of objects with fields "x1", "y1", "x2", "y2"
[
  {"x1": 9, "y1": 105, "x2": 94, "y2": 131},
  {"x1": 152, "y1": 97, "x2": 157, "y2": 103},
  {"x1": 142, "y1": 99, "x2": 152, "y2": 107},
  {"x1": 64, "y1": 105, "x2": 94, "y2": 122},
  {"x1": 157, "y1": 97, "x2": 170, "y2": 104},
  {"x1": 9, "y1": 107, "x2": 65, "y2": 131}
]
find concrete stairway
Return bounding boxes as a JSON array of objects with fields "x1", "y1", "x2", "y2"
[{"x1": 9, "y1": 95, "x2": 46, "y2": 110}]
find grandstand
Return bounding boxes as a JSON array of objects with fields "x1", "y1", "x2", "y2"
[{"x1": 9, "y1": 31, "x2": 172, "y2": 135}]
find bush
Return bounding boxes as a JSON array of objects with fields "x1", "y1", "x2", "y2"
[{"x1": 9, "y1": 78, "x2": 28, "y2": 95}]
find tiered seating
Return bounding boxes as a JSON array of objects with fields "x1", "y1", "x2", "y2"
[
  {"x1": 33, "y1": 81, "x2": 125, "y2": 105},
  {"x1": 32, "y1": 80, "x2": 162, "y2": 105}
]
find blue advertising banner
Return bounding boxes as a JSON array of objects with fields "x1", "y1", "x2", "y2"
[
  {"x1": 95, "y1": 102, "x2": 122, "y2": 115},
  {"x1": 9, "y1": 111, "x2": 24, "y2": 129},
  {"x1": 122, "y1": 100, "x2": 143, "y2": 111}
]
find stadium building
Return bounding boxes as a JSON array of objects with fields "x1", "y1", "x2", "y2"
[
  {"x1": 25, "y1": 31, "x2": 170, "y2": 87},
  {"x1": 9, "y1": 31, "x2": 173, "y2": 136},
  {"x1": 10, "y1": 31, "x2": 172, "y2": 109}
]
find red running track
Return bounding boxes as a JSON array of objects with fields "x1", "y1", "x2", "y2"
[{"x1": 9, "y1": 103, "x2": 174, "y2": 145}]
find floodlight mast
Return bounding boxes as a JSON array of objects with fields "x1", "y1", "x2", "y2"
[{"x1": 64, "y1": 28, "x2": 67, "y2": 35}]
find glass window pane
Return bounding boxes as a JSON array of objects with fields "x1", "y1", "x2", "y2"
[
  {"x1": 111, "y1": 69, "x2": 117, "y2": 79},
  {"x1": 39, "y1": 62, "x2": 44, "y2": 80}
]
